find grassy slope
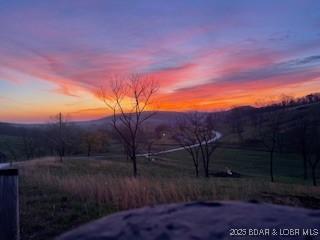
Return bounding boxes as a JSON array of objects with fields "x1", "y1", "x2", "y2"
[
  {"x1": 162, "y1": 147, "x2": 314, "y2": 183},
  {"x1": 18, "y1": 150, "x2": 320, "y2": 240}
]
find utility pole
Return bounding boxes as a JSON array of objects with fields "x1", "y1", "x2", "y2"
[{"x1": 59, "y1": 112, "x2": 63, "y2": 162}]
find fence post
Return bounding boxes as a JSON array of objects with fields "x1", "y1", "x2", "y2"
[{"x1": 0, "y1": 168, "x2": 19, "y2": 240}]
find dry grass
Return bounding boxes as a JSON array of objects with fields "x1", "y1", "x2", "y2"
[
  {"x1": 21, "y1": 172, "x2": 240, "y2": 210},
  {"x1": 19, "y1": 158, "x2": 320, "y2": 211}
]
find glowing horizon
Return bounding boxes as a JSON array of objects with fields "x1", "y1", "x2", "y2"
[{"x1": 1, "y1": 1, "x2": 320, "y2": 123}]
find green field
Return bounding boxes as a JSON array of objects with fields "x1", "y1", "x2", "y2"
[{"x1": 162, "y1": 147, "x2": 314, "y2": 183}]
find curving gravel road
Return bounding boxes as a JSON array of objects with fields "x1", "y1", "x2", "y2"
[{"x1": 137, "y1": 131, "x2": 222, "y2": 157}]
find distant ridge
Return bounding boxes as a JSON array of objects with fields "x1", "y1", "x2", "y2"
[
  {"x1": 2, "y1": 91, "x2": 319, "y2": 128},
  {"x1": 73, "y1": 111, "x2": 193, "y2": 129}
]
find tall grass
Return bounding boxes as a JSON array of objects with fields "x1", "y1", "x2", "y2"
[
  {"x1": 19, "y1": 158, "x2": 320, "y2": 211},
  {"x1": 24, "y1": 174, "x2": 247, "y2": 210}
]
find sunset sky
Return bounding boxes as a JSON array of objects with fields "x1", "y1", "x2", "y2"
[{"x1": 0, "y1": 0, "x2": 320, "y2": 123}]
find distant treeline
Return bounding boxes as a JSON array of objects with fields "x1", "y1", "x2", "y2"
[
  {"x1": 258, "y1": 92, "x2": 320, "y2": 111},
  {"x1": 0, "y1": 120, "x2": 110, "y2": 162}
]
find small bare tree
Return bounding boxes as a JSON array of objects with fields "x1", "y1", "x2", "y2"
[
  {"x1": 308, "y1": 133, "x2": 320, "y2": 186},
  {"x1": 99, "y1": 74, "x2": 158, "y2": 177},
  {"x1": 175, "y1": 112, "x2": 219, "y2": 178},
  {"x1": 229, "y1": 107, "x2": 244, "y2": 142},
  {"x1": 308, "y1": 112, "x2": 320, "y2": 186},
  {"x1": 195, "y1": 113, "x2": 219, "y2": 178},
  {"x1": 258, "y1": 109, "x2": 284, "y2": 182},
  {"x1": 295, "y1": 114, "x2": 310, "y2": 180},
  {"x1": 81, "y1": 129, "x2": 109, "y2": 157},
  {"x1": 174, "y1": 116, "x2": 201, "y2": 177}
]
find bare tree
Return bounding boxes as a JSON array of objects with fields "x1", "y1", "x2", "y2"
[
  {"x1": 174, "y1": 116, "x2": 201, "y2": 177},
  {"x1": 258, "y1": 109, "x2": 284, "y2": 182},
  {"x1": 280, "y1": 94, "x2": 295, "y2": 107},
  {"x1": 294, "y1": 115, "x2": 310, "y2": 180},
  {"x1": 99, "y1": 74, "x2": 158, "y2": 177},
  {"x1": 307, "y1": 112, "x2": 320, "y2": 186},
  {"x1": 195, "y1": 113, "x2": 219, "y2": 178},
  {"x1": 229, "y1": 107, "x2": 244, "y2": 142},
  {"x1": 81, "y1": 129, "x2": 109, "y2": 157},
  {"x1": 175, "y1": 112, "x2": 219, "y2": 178}
]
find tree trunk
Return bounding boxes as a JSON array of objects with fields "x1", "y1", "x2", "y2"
[
  {"x1": 87, "y1": 144, "x2": 91, "y2": 157},
  {"x1": 59, "y1": 147, "x2": 64, "y2": 162},
  {"x1": 202, "y1": 158, "x2": 208, "y2": 178},
  {"x1": 189, "y1": 150, "x2": 199, "y2": 178},
  {"x1": 199, "y1": 146, "x2": 207, "y2": 178},
  {"x1": 270, "y1": 150, "x2": 274, "y2": 182},
  {"x1": 312, "y1": 167, "x2": 317, "y2": 186},
  {"x1": 205, "y1": 153, "x2": 210, "y2": 178},
  {"x1": 195, "y1": 164, "x2": 199, "y2": 177},
  {"x1": 202, "y1": 154, "x2": 209, "y2": 178},
  {"x1": 132, "y1": 155, "x2": 137, "y2": 178},
  {"x1": 205, "y1": 167, "x2": 209, "y2": 178},
  {"x1": 191, "y1": 154, "x2": 199, "y2": 177},
  {"x1": 131, "y1": 140, "x2": 138, "y2": 177},
  {"x1": 303, "y1": 152, "x2": 308, "y2": 180}
]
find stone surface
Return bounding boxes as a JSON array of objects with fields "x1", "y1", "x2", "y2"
[{"x1": 57, "y1": 201, "x2": 320, "y2": 240}]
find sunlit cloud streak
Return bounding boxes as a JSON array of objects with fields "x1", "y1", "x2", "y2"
[{"x1": 0, "y1": 0, "x2": 320, "y2": 122}]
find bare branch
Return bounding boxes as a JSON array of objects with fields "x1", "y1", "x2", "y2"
[{"x1": 99, "y1": 74, "x2": 158, "y2": 177}]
